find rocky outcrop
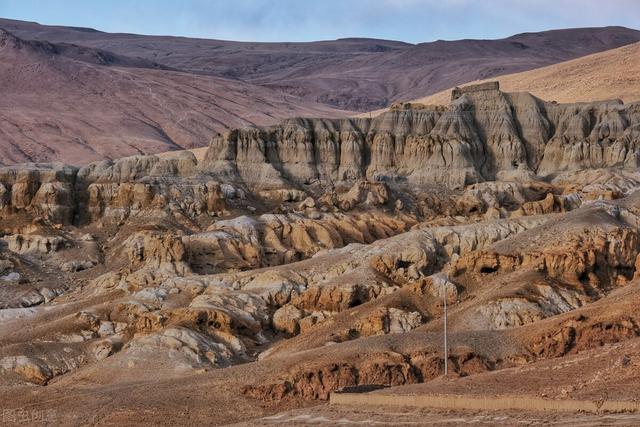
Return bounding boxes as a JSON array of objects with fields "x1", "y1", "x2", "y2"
[
  {"x1": 0, "y1": 163, "x2": 77, "y2": 224},
  {"x1": 353, "y1": 307, "x2": 423, "y2": 337},
  {"x1": 75, "y1": 153, "x2": 228, "y2": 225},
  {"x1": 123, "y1": 231, "x2": 191, "y2": 275},
  {"x1": 528, "y1": 312, "x2": 640, "y2": 360},
  {"x1": 123, "y1": 327, "x2": 234, "y2": 369},
  {"x1": 1, "y1": 86, "x2": 638, "y2": 232},
  {"x1": 448, "y1": 202, "x2": 640, "y2": 332},
  {"x1": 243, "y1": 350, "x2": 490, "y2": 401},
  {"x1": 0, "y1": 154, "x2": 228, "y2": 227},
  {"x1": 0, "y1": 356, "x2": 53, "y2": 385},
  {"x1": 2, "y1": 234, "x2": 65, "y2": 254},
  {"x1": 213, "y1": 214, "x2": 549, "y2": 324},
  {"x1": 200, "y1": 84, "x2": 640, "y2": 190},
  {"x1": 453, "y1": 205, "x2": 639, "y2": 290},
  {"x1": 183, "y1": 211, "x2": 413, "y2": 273},
  {"x1": 4, "y1": 81, "x2": 640, "y2": 419}
]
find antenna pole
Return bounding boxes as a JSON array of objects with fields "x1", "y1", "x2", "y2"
[{"x1": 444, "y1": 289, "x2": 448, "y2": 376}]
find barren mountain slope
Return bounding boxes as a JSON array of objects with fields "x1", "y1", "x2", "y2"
[
  {"x1": 2, "y1": 18, "x2": 639, "y2": 111},
  {"x1": 411, "y1": 42, "x2": 640, "y2": 106},
  {"x1": 0, "y1": 29, "x2": 350, "y2": 166}
]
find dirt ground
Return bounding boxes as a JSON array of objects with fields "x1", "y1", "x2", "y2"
[{"x1": 233, "y1": 404, "x2": 640, "y2": 426}]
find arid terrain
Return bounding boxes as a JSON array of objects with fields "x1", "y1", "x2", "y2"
[
  {"x1": 2, "y1": 73, "x2": 640, "y2": 426},
  {"x1": 2, "y1": 9, "x2": 640, "y2": 425},
  {"x1": 3, "y1": 19, "x2": 639, "y2": 111},
  {"x1": 0, "y1": 28, "x2": 350, "y2": 166},
  {"x1": 1, "y1": 18, "x2": 640, "y2": 166},
  {"x1": 412, "y1": 41, "x2": 640, "y2": 106}
]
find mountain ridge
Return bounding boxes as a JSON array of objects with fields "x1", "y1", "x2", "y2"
[
  {"x1": 2, "y1": 18, "x2": 639, "y2": 111},
  {"x1": 0, "y1": 28, "x2": 351, "y2": 166},
  {"x1": 409, "y1": 41, "x2": 640, "y2": 106}
]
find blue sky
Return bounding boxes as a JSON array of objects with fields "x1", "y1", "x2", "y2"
[{"x1": 1, "y1": 0, "x2": 639, "y2": 43}]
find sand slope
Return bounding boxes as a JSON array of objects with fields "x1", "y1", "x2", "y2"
[{"x1": 413, "y1": 42, "x2": 640, "y2": 106}]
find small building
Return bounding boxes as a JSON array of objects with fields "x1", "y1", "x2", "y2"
[{"x1": 451, "y1": 81, "x2": 500, "y2": 101}]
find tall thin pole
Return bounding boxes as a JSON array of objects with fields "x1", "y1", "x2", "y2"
[{"x1": 444, "y1": 289, "x2": 448, "y2": 376}]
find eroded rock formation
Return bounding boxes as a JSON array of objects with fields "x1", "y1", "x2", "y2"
[
  {"x1": 2, "y1": 84, "x2": 640, "y2": 425},
  {"x1": 202, "y1": 83, "x2": 640, "y2": 189}
]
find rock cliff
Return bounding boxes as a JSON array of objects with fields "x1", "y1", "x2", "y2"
[
  {"x1": 1, "y1": 84, "x2": 638, "y2": 230},
  {"x1": 201, "y1": 83, "x2": 640, "y2": 189}
]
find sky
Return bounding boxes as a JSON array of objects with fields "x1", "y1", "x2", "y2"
[{"x1": 0, "y1": 0, "x2": 639, "y2": 43}]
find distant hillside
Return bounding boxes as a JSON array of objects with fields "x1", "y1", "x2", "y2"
[
  {"x1": 412, "y1": 42, "x2": 640, "y2": 106},
  {"x1": 0, "y1": 29, "x2": 349, "y2": 165},
  {"x1": 2, "y1": 18, "x2": 639, "y2": 111}
]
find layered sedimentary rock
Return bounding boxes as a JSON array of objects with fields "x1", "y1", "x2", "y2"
[
  {"x1": 183, "y1": 211, "x2": 414, "y2": 273},
  {"x1": 0, "y1": 153, "x2": 228, "y2": 226},
  {"x1": 0, "y1": 163, "x2": 78, "y2": 224},
  {"x1": 201, "y1": 83, "x2": 640, "y2": 189},
  {"x1": 1, "y1": 84, "x2": 638, "y2": 231}
]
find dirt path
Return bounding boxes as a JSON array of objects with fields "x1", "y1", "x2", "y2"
[
  {"x1": 330, "y1": 392, "x2": 640, "y2": 413},
  {"x1": 233, "y1": 404, "x2": 640, "y2": 426}
]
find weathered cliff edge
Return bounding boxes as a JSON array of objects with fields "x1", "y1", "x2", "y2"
[
  {"x1": 202, "y1": 83, "x2": 640, "y2": 189},
  {"x1": 1, "y1": 83, "x2": 639, "y2": 225}
]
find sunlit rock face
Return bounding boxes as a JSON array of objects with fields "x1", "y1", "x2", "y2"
[{"x1": 200, "y1": 84, "x2": 640, "y2": 190}]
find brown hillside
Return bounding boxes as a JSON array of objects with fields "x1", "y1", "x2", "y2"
[
  {"x1": 0, "y1": 29, "x2": 350, "y2": 165},
  {"x1": 3, "y1": 18, "x2": 640, "y2": 111},
  {"x1": 413, "y1": 42, "x2": 640, "y2": 106}
]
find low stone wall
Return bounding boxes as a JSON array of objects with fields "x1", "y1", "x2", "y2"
[{"x1": 330, "y1": 392, "x2": 640, "y2": 413}]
